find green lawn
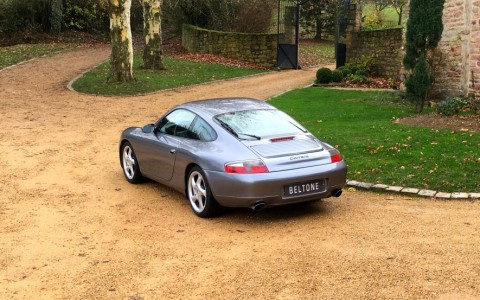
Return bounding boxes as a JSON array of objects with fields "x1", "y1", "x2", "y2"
[
  {"x1": 72, "y1": 55, "x2": 268, "y2": 96},
  {"x1": 269, "y1": 88, "x2": 480, "y2": 193},
  {"x1": 0, "y1": 43, "x2": 77, "y2": 69},
  {"x1": 299, "y1": 40, "x2": 335, "y2": 67},
  {"x1": 362, "y1": 4, "x2": 402, "y2": 28}
]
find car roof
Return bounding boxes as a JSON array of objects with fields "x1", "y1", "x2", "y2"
[{"x1": 181, "y1": 97, "x2": 275, "y2": 116}]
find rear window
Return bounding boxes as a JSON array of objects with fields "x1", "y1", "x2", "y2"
[{"x1": 215, "y1": 109, "x2": 306, "y2": 139}]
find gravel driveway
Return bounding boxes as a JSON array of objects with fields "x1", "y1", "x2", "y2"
[{"x1": 1, "y1": 45, "x2": 479, "y2": 300}]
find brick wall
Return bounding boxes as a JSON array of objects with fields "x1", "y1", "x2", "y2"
[
  {"x1": 346, "y1": 1, "x2": 480, "y2": 98},
  {"x1": 408, "y1": 0, "x2": 479, "y2": 98},
  {"x1": 434, "y1": 0, "x2": 471, "y2": 97},
  {"x1": 182, "y1": 24, "x2": 277, "y2": 67},
  {"x1": 467, "y1": 0, "x2": 479, "y2": 97}
]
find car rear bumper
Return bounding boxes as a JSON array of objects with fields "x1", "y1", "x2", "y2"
[{"x1": 204, "y1": 161, "x2": 347, "y2": 208}]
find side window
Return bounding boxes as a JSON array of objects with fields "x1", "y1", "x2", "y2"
[
  {"x1": 188, "y1": 117, "x2": 217, "y2": 141},
  {"x1": 157, "y1": 109, "x2": 196, "y2": 138}
]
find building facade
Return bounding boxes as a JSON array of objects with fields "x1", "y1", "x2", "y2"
[{"x1": 346, "y1": 0, "x2": 480, "y2": 98}]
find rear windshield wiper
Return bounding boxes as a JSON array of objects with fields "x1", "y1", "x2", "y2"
[
  {"x1": 288, "y1": 121, "x2": 307, "y2": 133},
  {"x1": 217, "y1": 119, "x2": 240, "y2": 138},
  {"x1": 217, "y1": 120, "x2": 261, "y2": 140}
]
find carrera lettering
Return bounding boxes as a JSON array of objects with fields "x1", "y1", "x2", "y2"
[{"x1": 290, "y1": 155, "x2": 309, "y2": 161}]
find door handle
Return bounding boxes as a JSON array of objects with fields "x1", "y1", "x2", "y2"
[{"x1": 169, "y1": 149, "x2": 176, "y2": 154}]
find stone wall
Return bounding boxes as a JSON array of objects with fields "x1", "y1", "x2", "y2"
[
  {"x1": 345, "y1": 4, "x2": 403, "y2": 79},
  {"x1": 435, "y1": 0, "x2": 480, "y2": 98},
  {"x1": 346, "y1": 28, "x2": 403, "y2": 79},
  {"x1": 182, "y1": 24, "x2": 277, "y2": 67}
]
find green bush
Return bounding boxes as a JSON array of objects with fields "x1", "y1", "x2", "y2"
[
  {"x1": 349, "y1": 66, "x2": 359, "y2": 75},
  {"x1": 337, "y1": 66, "x2": 351, "y2": 77},
  {"x1": 0, "y1": 0, "x2": 41, "y2": 35},
  {"x1": 0, "y1": 0, "x2": 114, "y2": 36},
  {"x1": 355, "y1": 69, "x2": 368, "y2": 77},
  {"x1": 346, "y1": 55, "x2": 375, "y2": 75},
  {"x1": 63, "y1": 0, "x2": 110, "y2": 33},
  {"x1": 316, "y1": 67, "x2": 332, "y2": 84},
  {"x1": 162, "y1": 0, "x2": 275, "y2": 33},
  {"x1": 331, "y1": 70, "x2": 344, "y2": 82},
  {"x1": 437, "y1": 96, "x2": 472, "y2": 116},
  {"x1": 405, "y1": 55, "x2": 433, "y2": 113},
  {"x1": 347, "y1": 74, "x2": 370, "y2": 84}
]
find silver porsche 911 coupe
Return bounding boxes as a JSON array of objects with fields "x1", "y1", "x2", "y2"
[{"x1": 120, "y1": 97, "x2": 347, "y2": 218}]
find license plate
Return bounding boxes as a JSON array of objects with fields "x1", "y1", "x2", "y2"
[{"x1": 283, "y1": 180, "x2": 326, "y2": 198}]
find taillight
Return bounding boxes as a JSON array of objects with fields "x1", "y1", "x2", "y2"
[
  {"x1": 330, "y1": 153, "x2": 343, "y2": 163},
  {"x1": 224, "y1": 160, "x2": 269, "y2": 174},
  {"x1": 322, "y1": 142, "x2": 343, "y2": 163}
]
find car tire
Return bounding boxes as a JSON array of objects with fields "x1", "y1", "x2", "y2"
[
  {"x1": 187, "y1": 166, "x2": 221, "y2": 218},
  {"x1": 121, "y1": 141, "x2": 144, "y2": 184}
]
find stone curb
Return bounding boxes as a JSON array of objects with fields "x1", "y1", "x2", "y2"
[{"x1": 346, "y1": 180, "x2": 480, "y2": 200}]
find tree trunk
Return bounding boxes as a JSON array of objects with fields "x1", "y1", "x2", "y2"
[
  {"x1": 108, "y1": 0, "x2": 135, "y2": 82},
  {"x1": 397, "y1": 7, "x2": 403, "y2": 26},
  {"x1": 415, "y1": 99, "x2": 425, "y2": 113},
  {"x1": 142, "y1": 0, "x2": 165, "y2": 70}
]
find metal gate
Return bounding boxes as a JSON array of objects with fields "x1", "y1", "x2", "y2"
[
  {"x1": 335, "y1": 0, "x2": 351, "y2": 68},
  {"x1": 277, "y1": 0, "x2": 309, "y2": 69}
]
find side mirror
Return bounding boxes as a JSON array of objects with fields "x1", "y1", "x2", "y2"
[{"x1": 142, "y1": 124, "x2": 155, "y2": 133}]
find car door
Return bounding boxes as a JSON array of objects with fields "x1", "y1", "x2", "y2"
[{"x1": 145, "y1": 109, "x2": 197, "y2": 182}]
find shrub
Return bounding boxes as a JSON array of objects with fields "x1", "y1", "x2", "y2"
[
  {"x1": 402, "y1": 0, "x2": 444, "y2": 113},
  {"x1": 437, "y1": 97, "x2": 472, "y2": 116},
  {"x1": 316, "y1": 67, "x2": 332, "y2": 84},
  {"x1": 349, "y1": 66, "x2": 359, "y2": 75},
  {"x1": 331, "y1": 70, "x2": 344, "y2": 82},
  {"x1": 0, "y1": 0, "x2": 41, "y2": 35},
  {"x1": 471, "y1": 99, "x2": 480, "y2": 114},
  {"x1": 348, "y1": 74, "x2": 370, "y2": 84},
  {"x1": 346, "y1": 55, "x2": 375, "y2": 75},
  {"x1": 337, "y1": 66, "x2": 351, "y2": 77},
  {"x1": 162, "y1": 0, "x2": 275, "y2": 33},
  {"x1": 63, "y1": 0, "x2": 110, "y2": 33},
  {"x1": 355, "y1": 69, "x2": 368, "y2": 77},
  {"x1": 405, "y1": 54, "x2": 433, "y2": 113}
]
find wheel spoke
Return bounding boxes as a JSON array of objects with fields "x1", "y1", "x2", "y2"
[
  {"x1": 190, "y1": 194, "x2": 198, "y2": 202},
  {"x1": 197, "y1": 184, "x2": 206, "y2": 198},
  {"x1": 191, "y1": 176, "x2": 197, "y2": 190},
  {"x1": 197, "y1": 196, "x2": 205, "y2": 210}
]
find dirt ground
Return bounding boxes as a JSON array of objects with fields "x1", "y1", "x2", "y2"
[
  {"x1": 398, "y1": 114, "x2": 479, "y2": 133},
  {"x1": 1, "y1": 45, "x2": 480, "y2": 300}
]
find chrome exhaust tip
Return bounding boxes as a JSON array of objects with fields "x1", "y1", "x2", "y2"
[
  {"x1": 332, "y1": 189, "x2": 343, "y2": 197},
  {"x1": 251, "y1": 201, "x2": 266, "y2": 211}
]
